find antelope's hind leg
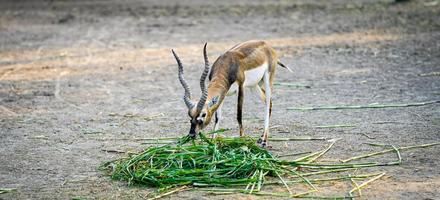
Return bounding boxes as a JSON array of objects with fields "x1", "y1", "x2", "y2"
[
  {"x1": 257, "y1": 70, "x2": 272, "y2": 147},
  {"x1": 255, "y1": 84, "x2": 272, "y2": 116}
]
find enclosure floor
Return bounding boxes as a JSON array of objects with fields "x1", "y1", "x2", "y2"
[{"x1": 1, "y1": 0, "x2": 440, "y2": 199}]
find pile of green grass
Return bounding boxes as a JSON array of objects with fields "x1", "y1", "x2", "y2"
[
  {"x1": 110, "y1": 134, "x2": 275, "y2": 188},
  {"x1": 103, "y1": 130, "x2": 440, "y2": 199}
]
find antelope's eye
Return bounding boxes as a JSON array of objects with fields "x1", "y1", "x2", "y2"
[{"x1": 201, "y1": 113, "x2": 206, "y2": 118}]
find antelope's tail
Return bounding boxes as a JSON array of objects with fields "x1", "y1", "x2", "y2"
[{"x1": 277, "y1": 61, "x2": 293, "y2": 73}]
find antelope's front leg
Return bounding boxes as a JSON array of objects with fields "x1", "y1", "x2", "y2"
[
  {"x1": 237, "y1": 84, "x2": 244, "y2": 137},
  {"x1": 212, "y1": 102, "x2": 223, "y2": 138},
  {"x1": 258, "y1": 71, "x2": 271, "y2": 147}
]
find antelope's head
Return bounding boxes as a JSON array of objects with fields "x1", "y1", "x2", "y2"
[{"x1": 172, "y1": 43, "x2": 218, "y2": 137}]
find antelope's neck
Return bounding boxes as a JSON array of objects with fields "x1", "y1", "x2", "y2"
[
  {"x1": 207, "y1": 77, "x2": 232, "y2": 104},
  {"x1": 206, "y1": 51, "x2": 239, "y2": 107},
  {"x1": 207, "y1": 83, "x2": 227, "y2": 102}
]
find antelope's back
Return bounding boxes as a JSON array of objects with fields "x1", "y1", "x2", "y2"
[
  {"x1": 230, "y1": 40, "x2": 277, "y2": 71},
  {"x1": 208, "y1": 40, "x2": 277, "y2": 84}
]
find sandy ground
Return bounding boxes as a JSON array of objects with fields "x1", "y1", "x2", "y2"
[{"x1": 1, "y1": 0, "x2": 440, "y2": 199}]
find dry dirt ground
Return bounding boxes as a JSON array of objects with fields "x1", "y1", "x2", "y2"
[{"x1": 1, "y1": 0, "x2": 440, "y2": 199}]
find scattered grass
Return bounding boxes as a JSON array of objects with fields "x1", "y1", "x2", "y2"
[
  {"x1": 147, "y1": 186, "x2": 189, "y2": 200},
  {"x1": 83, "y1": 131, "x2": 104, "y2": 135},
  {"x1": 277, "y1": 151, "x2": 312, "y2": 158},
  {"x1": 315, "y1": 124, "x2": 356, "y2": 128},
  {"x1": 274, "y1": 82, "x2": 311, "y2": 88},
  {"x1": 341, "y1": 142, "x2": 440, "y2": 163},
  {"x1": 287, "y1": 100, "x2": 440, "y2": 111},
  {"x1": 28, "y1": 135, "x2": 48, "y2": 140},
  {"x1": 102, "y1": 130, "x2": 440, "y2": 199},
  {"x1": 419, "y1": 72, "x2": 440, "y2": 77},
  {"x1": 71, "y1": 197, "x2": 87, "y2": 200}
]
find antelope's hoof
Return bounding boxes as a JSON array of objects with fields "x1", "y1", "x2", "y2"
[
  {"x1": 260, "y1": 142, "x2": 272, "y2": 149},
  {"x1": 188, "y1": 133, "x2": 197, "y2": 139}
]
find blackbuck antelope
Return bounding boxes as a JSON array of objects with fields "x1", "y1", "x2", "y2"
[{"x1": 172, "y1": 41, "x2": 291, "y2": 147}]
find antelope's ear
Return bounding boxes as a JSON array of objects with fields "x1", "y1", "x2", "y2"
[{"x1": 208, "y1": 96, "x2": 220, "y2": 108}]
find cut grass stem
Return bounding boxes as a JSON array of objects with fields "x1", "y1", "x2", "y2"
[
  {"x1": 348, "y1": 173, "x2": 386, "y2": 195},
  {"x1": 0, "y1": 188, "x2": 17, "y2": 194},
  {"x1": 315, "y1": 124, "x2": 356, "y2": 128},
  {"x1": 274, "y1": 82, "x2": 311, "y2": 88},
  {"x1": 287, "y1": 100, "x2": 440, "y2": 111},
  {"x1": 341, "y1": 142, "x2": 440, "y2": 163},
  {"x1": 148, "y1": 186, "x2": 189, "y2": 200}
]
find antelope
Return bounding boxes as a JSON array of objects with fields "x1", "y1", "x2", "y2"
[{"x1": 171, "y1": 41, "x2": 291, "y2": 147}]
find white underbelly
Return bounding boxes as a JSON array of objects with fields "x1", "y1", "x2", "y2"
[{"x1": 226, "y1": 62, "x2": 268, "y2": 96}]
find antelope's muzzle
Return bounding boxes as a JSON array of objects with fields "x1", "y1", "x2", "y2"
[{"x1": 189, "y1": 122, "x2": 197, "y2": 137}]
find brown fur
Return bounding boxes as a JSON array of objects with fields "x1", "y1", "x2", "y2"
[
  {"x1": 200, "y1": 40, "x2": 279, "y2": 144},
  {"x1": 207, "y1": 40, "x2": 277, "y2": 99}
]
